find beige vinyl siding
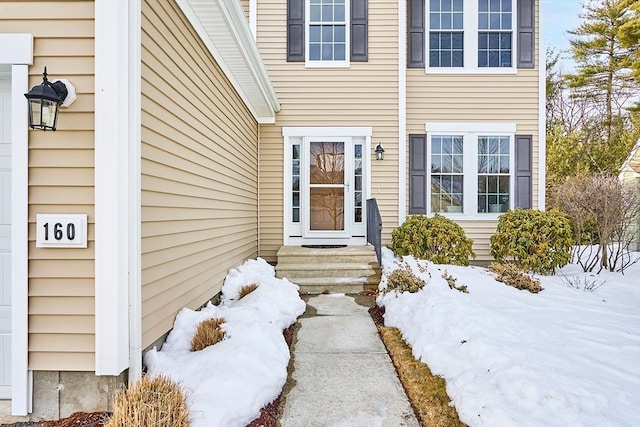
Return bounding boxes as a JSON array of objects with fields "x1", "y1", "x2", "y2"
[
  {"x1": 1, "y1": 1, "x2": 96, "y2": 371},
  {"x1": 406, "y1": 3, "x2": 540, "y2": 261},
  {"x1": 241, "y1": 0, "x2": 250, "y2": 22},
  {"x1": 141, "y1": 0, "x2": 259, "y2": 349},
  {"x1": 257, "y1": 0, "x2": 399, "y2": 262}
]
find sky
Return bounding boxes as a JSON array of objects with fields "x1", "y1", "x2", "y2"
[{"x1": 540, "y1": 0, "x2": 585, "y2": 71}]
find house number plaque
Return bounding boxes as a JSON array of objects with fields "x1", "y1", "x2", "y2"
[{"x1": 36, "y1": 214, "x2": 88, "y2": 248}]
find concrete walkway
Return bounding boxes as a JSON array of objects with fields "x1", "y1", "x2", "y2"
[{"x1": 280, "y1": 294, "x2": 419, "y2": 427}]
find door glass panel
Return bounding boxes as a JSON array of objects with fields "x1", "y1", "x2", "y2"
[
  {"x1": 310, "y1": 141, "x2": 344, "y2": 184},
  {"x1": 292, "y1": 144, "x2": 301, "y2": 223},
  {"x1": 309, "y1": 141, "x2": 345, "y2": 232},
  {"x1": 310, "y1": 188, "x2": 345, "y2": 230},
  {"x1": 354, "y1": 144, "x2": 363, "y2": 223}
]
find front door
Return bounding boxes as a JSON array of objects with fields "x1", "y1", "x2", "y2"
[{"x1": 285, "y1": 133, "x2": 368, "y2": 245}]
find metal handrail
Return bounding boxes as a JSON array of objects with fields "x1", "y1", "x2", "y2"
[{"x1": 366, "y1": 198, "x2": 382, "y2": 265}]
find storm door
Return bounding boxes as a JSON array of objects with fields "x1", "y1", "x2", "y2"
[{"x1": 285, "y1": 135, "x2": 367, "y2": 244}]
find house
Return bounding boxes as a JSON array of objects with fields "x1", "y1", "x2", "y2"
[
  {"x1": 619, "y1": 139, "x2": 640, "y2": 249},
  {"x1": 0, "y1": 0, "x2": 544, "y2": 420}
]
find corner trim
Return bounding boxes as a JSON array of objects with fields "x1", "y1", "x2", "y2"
[
  {"x1": 398, "y1": 0, "x2": 407, "y2": 224},
  {"x1": 94, "y1": 0, "x2": 130, "y2": 376},
  {"x1": 1, "y1": 33, "x2": 33, "y2": 416},
  {"x1": 537, "y1": 2, "x2": 546, "y2": 210}
]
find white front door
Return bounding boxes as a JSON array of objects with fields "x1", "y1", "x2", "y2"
[
  {"x1": 0, "y1": 74, "x2": 11, "y2": 398},
  {"x1": 285, "y1": 132, "x2": 369, "y2": 245}
]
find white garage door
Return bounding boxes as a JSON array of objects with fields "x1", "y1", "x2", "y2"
[{"x1": 0, "y1": 74, "x2": 11, "y2": 399}]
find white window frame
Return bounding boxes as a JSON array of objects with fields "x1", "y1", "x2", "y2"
[
  {"x1": 425, "y1": 123, "x2": 516, "y2": 220},
  {"x1": 425, "y1": 0, "x2": 517, "y2": 74},
  {"x1": 305, "y1": 0, "x2": 351, "y2": 68}
]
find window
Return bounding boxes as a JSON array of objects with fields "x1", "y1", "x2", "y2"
[
  {"x1": 430, "y1": 135, "x2": 464, "y2": 212},
  {"x1": 478, "y1": 0, "x2": 512, "y2": 67},
  {"x1": 288, "y1": 0, "x2": 368, "y2": 64},
  {"x1": 428, "y1": 0, "x2": 464, "y2": 67},
  {"x1": 424, "y1": 124, "x2": 515, "y2": 216},
  {"x1": 477, "y1": 136, "x2": 510, "y2": 213},
  {"x1": 307, "y1": 0, "x2": 349, "y2": 66},
  {"x1": 424, "y1": 0, "x2": 515, "y2": 72}
]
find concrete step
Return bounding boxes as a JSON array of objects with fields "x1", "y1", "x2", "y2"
[
  {"x1": 275, "y1": 245, "x2": 381, "y2": 294},
  {"x1": 276, "y1": 263, "x2": 379, "y2": 279},
  {"x1": 289, "y1": 277, "x2": 380, "y2": 294},
  {"x1": 276, "y1": 245, "x2": 378, "y2": 264}
]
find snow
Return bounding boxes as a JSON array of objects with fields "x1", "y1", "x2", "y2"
[
  {"x1": 378, "y1": 248, "x2": 640, "y2": 427},
  {"x1": 144, "y1": 258, "x2": 306, "y2": 427}
]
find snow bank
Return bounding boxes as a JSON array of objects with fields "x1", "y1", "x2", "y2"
[
  {"x1": 378, "y1": 248, "x2": 640, "y2": 427},
  {"x1": 144, "y1": 257, "x2": 306, "y2": 427}
]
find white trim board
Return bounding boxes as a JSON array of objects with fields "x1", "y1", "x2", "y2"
[
  {"x1": 283, "y1": 127, "x2": 372, "y2": 137},
  {"x1": 94, "y1": 0, "x2": 131, "y2": 376},
  {"x1": 0, "y1": 32, "x2": 33, "y2": 417}
]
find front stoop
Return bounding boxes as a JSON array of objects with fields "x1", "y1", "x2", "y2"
[{"x1": 275, "y1": 245, "x2": 381, "y2": 294}]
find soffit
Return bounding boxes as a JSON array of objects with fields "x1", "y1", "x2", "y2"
[{"x1": 177, "y1": 0, "x2": 280, "y2": 123}]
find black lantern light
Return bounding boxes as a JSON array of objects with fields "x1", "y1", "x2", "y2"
[
  {"x1": 375, "y1": 143, "x2": 385, "y2": 161},
  {"x1": 24, "y1": 67, "x2": 69, "y2": 131}
]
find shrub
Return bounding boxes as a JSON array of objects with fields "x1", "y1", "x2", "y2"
[
  {"x1": 191, "y1": 317, "x2": 226, "y2": 352},
  {"x1": 489, "y1": 263, "x2": 543, "y2": 294},
  {"x1": 383, "y1": 265, "x2": 426, "y2": 294},
  {"x1": 490, "y1": 209, "x2": 573, "y2": 275},
  {"x1": 238, "y1": 283, "x2": 258, "y2": 299},
  {"x1": 391, "y1": 214, "x2": 476, "y2": 266},
  {"x1": 552, "y1": 174, "x2": 640, "y2": 273},
  {"x1": 105, "y1": 375, "x2": 189, "y2": 427}
]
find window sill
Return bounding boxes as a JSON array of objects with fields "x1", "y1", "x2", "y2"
[
  {"x1": 424, "y1": 67, "x2": 518, "y2": 75},
  {"x1": 306, "y1": 60, "x2": 350, "y2": 68}
]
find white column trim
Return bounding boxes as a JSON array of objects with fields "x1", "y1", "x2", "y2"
[
  {"x1": 94, "y1": 0, "x2": 130, "y2": 375},
  {"x1": 2, "y1": 32, "x2": 33, "y2": 417},
  {"x1": 127, "y1": 0, "x2": 143, "y2": 381},
  {"x1": 398, "y1": 0, "x2": 407, "y2": 224},
  {"x1": 537, "y1": 5, "x2": 546, "y2": 211}
]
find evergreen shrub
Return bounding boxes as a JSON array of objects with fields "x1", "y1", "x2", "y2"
[
  {"x1": 490, "y1": 209, "x2": 573, "y2": 275},
  {"x1": 390, "y1": 214, "x2": 476, "y2": 266}
]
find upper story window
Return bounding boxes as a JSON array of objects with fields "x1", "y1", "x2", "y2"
[
  {"x1": 478, "y1": 0, "x2": 513, "y2": 67},
  {"x1": 287, "y1": 0, "x2": 368, "y2": 66},
  {"x1": 428, "y1": 0, "x2": 464, "y2": 67},
  {"x1": 308, "y1": 0, "x2": 348, "y2": 64},
  {"x1": 408, "y1": 0, "x2": 533, "y2": 73}
]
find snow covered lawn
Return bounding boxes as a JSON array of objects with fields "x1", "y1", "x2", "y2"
[
  {"x1": 378, "y1": 248, "x2": 640, "y2": 427},
  {"x1": 144, "y1": 258, "x2": 306, "y2": 427}
]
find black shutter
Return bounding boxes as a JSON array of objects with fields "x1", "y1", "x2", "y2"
[
  {"x1": 407, "y1": 0, "x2": 425, "y2": 68},
  {"x1": 517, "y1": 0, "x2": 535, "y2": 68},
  {"x1": 351, "y1": 0, "x2": 368, "y2": 61},
  {"x1": 287, "y1": 0, "x2": 305, "y2": 62},
  {"x1": 409, "y1": 134, "x2": 428, "y2": 214},
  {"x1": 515, "y1": 134, "x2": 533, "y2": 209}
]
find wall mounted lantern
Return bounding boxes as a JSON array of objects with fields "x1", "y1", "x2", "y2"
[
  {"x1": 24, "y1": 67, "x2": 76, "y2": 131},
  {"x1": 375, "y1": 143, "x2": 385, "y2": 161}
]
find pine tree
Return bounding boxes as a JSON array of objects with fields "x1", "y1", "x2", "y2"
[{"x1": 567, "y1": 0, "x2": 637, "y2": 141}]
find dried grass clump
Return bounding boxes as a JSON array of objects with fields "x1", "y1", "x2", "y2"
[
  {"x1": 489, "y1": 262, "x2": 543, "y2": 293},
  {"x1": 105, "y1": 375, "x2": 189, "y2": 427},
  {"x1": 191, "y1": 317, "x2": 226, "y2": 352},
  {"x1": 384, "y1": 265, "x2": 426, "y2": 294},
  {"x1": 378, "y1": 326, "x2": 464, "y2": 426},
  {"x1": 238, "y1": 283, "x2": 259, "y2": 299},
  {"x1": 442, "y1": 270, "x2": 468, "y2": 294}
]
